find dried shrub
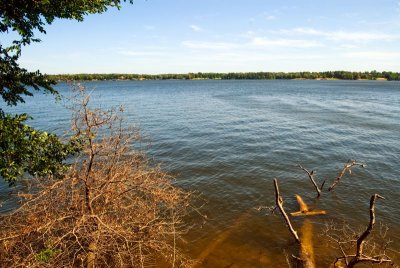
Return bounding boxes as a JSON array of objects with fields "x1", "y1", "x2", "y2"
[{"x1": 0, "y1": 85, "x2": 193, "y2": 267}]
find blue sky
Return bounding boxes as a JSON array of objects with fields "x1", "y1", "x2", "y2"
[{"x1": 4, "y1": 0, "x2": 400, "y2": 73}]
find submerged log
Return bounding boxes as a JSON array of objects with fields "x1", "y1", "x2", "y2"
[
  {"x1": 273, "y1": 180, "x2": 329, "y2": 268},
  {"x1": 299, "y1": 219, "x2": 316, "y2": 268},
  {"x1": 196, "y1": 210, "x2": 252, "y2": 266},
  {"x1": 290, "y1": 195, "x2": 327, "y2": 217}
]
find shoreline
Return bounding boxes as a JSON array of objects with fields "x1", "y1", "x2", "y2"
[
  {"x1": 52, "y1": 77, "x2": 392, "y2": 82},
  {"x1": 47, "y1": 71, "x2": 398, "y2": 82}
]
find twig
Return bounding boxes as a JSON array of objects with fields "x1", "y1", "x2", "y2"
[
  {"x1": 284, "y1": 250, "x2": 292, "y2": 268},
  {"x1": 255, "y1": 205, "x2": 277, "y2": 214},
  {"x1": 172, "y1": 210, "x2": 176, "y2": 268}
]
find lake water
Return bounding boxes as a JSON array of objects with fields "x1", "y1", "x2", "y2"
[{"x1": 1, "y1": 80, "x2": 400, "y2": 266}]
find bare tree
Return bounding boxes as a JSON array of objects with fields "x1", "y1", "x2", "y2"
[{"x1": 0, "y1": 85, "x2": 193, "y2": 267}]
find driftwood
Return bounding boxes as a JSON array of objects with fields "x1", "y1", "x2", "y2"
[
  {"x1": 272, "y1": 162, "x2": 396, "y2": 268},
  {"x1": 328, "y1": 160, "x2": 366, "y2": 191},
  {"x1": 273, "y1": 179, "x2": 316, "y2": 268},
  {"x1": 298, "y1": 165, "x2": 325, "y2": 197},
  {"x1": 290, "y1": 195, "x2": 326, "y2": 217}
]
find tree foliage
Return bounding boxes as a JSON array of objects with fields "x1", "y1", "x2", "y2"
[
  {"x1": 0, "y1": 0, "x2": 133, "y2": 182},
  {"x1": 0, "y1": 45, "x2": 57, "y2": 110},
  {"x1": 49, "y1": 71, "x2": 400, "y2": 81},
  {"x1": 0, "y1": 0, "x2": 133, "y2": 45},
  {"x1": 0, "y1": 113, "x2": 81, "y2": 183}
]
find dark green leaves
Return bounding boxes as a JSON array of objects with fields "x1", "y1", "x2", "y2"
[
  {"x1": 0, "y1": 114, "x2": 82, "y2": 183},
  {"x1": 0, "y1": 0, "x2": 133, "y2": 45},
  {"x1": 0, "y1": 45, "x2": 57, "y2": 110}
]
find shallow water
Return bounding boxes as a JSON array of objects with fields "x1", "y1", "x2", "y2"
[{"x1": 1, "y1": 80, "x2": 399, "y2": 266}]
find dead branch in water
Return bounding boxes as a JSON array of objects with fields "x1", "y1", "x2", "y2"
[
  {"x1": 324, "y1": 194, "x2": 395, "y2": 268},
  {"x1": 298, "y1": 165, "x2": 325, "y2": 197},
  {"x1": 290, "y1": 195, "x2": 326, "y2": 217},
  {"x1": 272, "y1": 162, "x2": 396, "y2": 268},
  {"x1": 272, "y1": 183, "x2": 319, "y2": 268},
  {"x1": 347, "y1": 194, "x2": 392, "y2": 267},
  {"x1": 328, "y1": 160, "x2": 366, "y2": 191},
  {"x1": 273, "y1": 179, "x2": 300, "y2": 244}
]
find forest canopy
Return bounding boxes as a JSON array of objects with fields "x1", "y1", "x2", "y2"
[{"x1": 49, "y1": 71, "x2": 400, "y2": 81}]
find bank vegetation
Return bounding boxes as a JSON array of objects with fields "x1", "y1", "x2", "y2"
[
  {"x1": 49, "y1": 71, "x2": 400, "y2": 82},
  {"x1": 0, "y1": 86, "x2": 193, "y2": 267}
]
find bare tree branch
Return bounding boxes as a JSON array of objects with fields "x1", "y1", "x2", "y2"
[
  {"x1": 328, "y1": 160, "x2": 366, "y2": 191},
  {"x1": 273, "y1": 179, "x2": 300, "y2": 244},
  {"x1": 347, "y1": 194, "x2": 388, "y2": 268},
  {"x1": 298, "y1": 165, "x2": 324, "y2": 197},
  {"x1": 324, "y1": 194, "x2": 395, "y2": 268}
]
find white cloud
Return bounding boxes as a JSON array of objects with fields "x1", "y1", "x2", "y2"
[
  {"x1": 251, "y1": 37, "x2": 323, "y2": 48},
  {"x1": 327, "y1": 31, "x2": 398, "y2": 42},
  {"x1": 282, "y1": 27, "x2": 399, "y2": 42},
  {"x1": 189, "y1": 25, "x2": 204, "y2": 32},
  {"x1": 182, "y1": 40, "x2": 238, "y2": 49},
  {"x1": 265, "y1": 15, "x2": 276, "y2": 20},
  {"x1": 118, "y1": 50, "x2": 165, "y2": 57},
  {"x1": 338, "y1": 44, "x2": 359, "y2": 49},
  {"x1": 344, "y1": 51, "x2": 400, "y2": 59},
  {"x1": 211, "y1": 52, "x2": 322, "y2": 62},
  {"x1": 292, "y1": 27, "x2": 323, "y2": 35}
]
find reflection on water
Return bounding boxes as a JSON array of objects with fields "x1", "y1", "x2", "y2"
[{"x1": 1, "y1": 80, "x2": 399, "y2": 266}]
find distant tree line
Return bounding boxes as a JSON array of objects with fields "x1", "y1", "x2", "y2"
[{"x1": 49, "y1": 71, "x2": 400, "y2": 81}]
